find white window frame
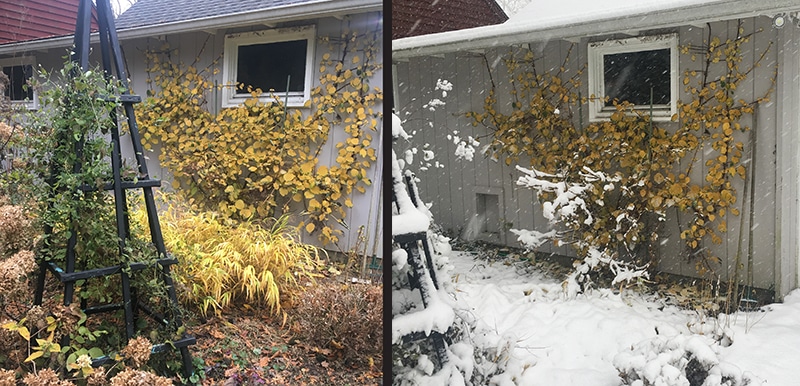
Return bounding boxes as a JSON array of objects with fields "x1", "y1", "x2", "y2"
[
  {"x1": 587, "y1": 33, "x2": 678, "y2": 122},
  {"x1": 0, "y1": 56, "x2": 38, "y2": 110},
  {"x1": 221, "y1": 26, "x2": 316, "y2": 108}
]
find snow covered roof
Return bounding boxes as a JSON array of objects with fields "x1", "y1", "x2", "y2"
[{"x1": 392, "y1": 0, "x2": 800, "y2": 59}]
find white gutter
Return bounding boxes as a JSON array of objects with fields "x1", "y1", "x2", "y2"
[
  {"x1": 392, "y1": 0, "x2": 800, "y2": 60},
  {"x1": 0, "y1": 0, "x2": 381, "y2": 56}
]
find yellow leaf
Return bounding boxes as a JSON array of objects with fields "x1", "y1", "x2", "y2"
[
  {"x1": 18, "y1": 326, "x2": 30, "y2": 341},
  {"x1": 235, "y1": 200, "x2": 245, "y2": 210},
  {"x1": 184, "y1": 118, "x2": 192, "y2": 126},
  {"x1": 24, "y1": 351, "x2": 43, "y2": 363},
  {"x1": 650, "y1": 196, "x2": 663, "y2": 208},
  {"x1": 345, "y1": 198, "x2": 353, "y2": 207},
  {"x1": 669, "y1": 183, "x2": 683, "y2": 196},
  {"x1": 305, "y1": 223, "x2": 316, "y2": 233}
]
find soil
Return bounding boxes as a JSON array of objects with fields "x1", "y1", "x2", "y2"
[{"x1": 188, "y1": 292, "x2": 383, "y2": 386}]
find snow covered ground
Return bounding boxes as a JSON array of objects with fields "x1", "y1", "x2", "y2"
[{"x1": 435, "y1": 250, "x2": 800, "y2": 385}]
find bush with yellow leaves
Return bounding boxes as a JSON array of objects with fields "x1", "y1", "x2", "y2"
[
  {"x1": 137, "y1": 22, "x2": 383, "y2": 247},
  {"x1": 468, "y1": 22, "x2": 773, "y2": 279}
]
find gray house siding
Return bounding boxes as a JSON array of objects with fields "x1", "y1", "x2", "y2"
[
  {"x1": 396, "y1": 15, "x2": 790, "y2": 293},
  {"x1": 1, "y1": 11, "x2": 384, "y2": 258},
  {"x1": 120, "y1": 11, "x2": 384, "y2": 256}
]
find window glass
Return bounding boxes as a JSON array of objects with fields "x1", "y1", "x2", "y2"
[
  {"x1": 236, "y1": 39, "x2": 307, "y2": 94},
  {"x1": 2, "y1": 64, "x2": 34, "y2": 101},
  {"x1": 588, "y1": 34, "x2": 677, "y2": 121},
  {"x1": 603, "y1": 49, "x2": 670, "y2": 106}
]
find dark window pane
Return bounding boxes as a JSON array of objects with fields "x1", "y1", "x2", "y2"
[
  {"x1": 603, "y1": 48, "x2": 670, "y2": 106},
  {"x1": 236, "y1": 39, "x2": 307, "y2": 94},
  {"x1": 2, "y1": 64, "x2": 34, "y2": 101}
]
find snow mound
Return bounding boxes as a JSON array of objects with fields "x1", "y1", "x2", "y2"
[{"x1": 614, "y1": 334, "x2": 752, "y2": 386}]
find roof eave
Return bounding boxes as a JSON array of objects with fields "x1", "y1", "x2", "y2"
[
  {"x1": 392, "y1": 0, "x2": 800, "y2": 60},
  {"x1": 0, "y1": 34, "x2": 84, "y2": 56},
  {"x1": 0, "y1": 0, "x2": 381, "y2": 56}
]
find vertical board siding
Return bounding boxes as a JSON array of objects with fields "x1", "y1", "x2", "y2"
[
  {"x1": 113, "y1": 13, "x2": 384, "y2": 256},
  {"x1": 399, "y1": 15, "x2": 787, "y2": 290}
]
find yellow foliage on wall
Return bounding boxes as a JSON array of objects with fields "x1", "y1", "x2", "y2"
[
  {"x1": 468, "y1": 22, "x2": 774, "y2": 276},
  {"x1": 136, "y1": 25, "x2": 383, "y2": 246}
]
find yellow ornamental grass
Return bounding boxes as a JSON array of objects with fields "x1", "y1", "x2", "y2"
[{"x1": 144, "y1": 200, "x2": 322, "y2": 316}]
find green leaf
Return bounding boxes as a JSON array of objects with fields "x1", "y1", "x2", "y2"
[{"x1": 88, "y1": 347, "x2": 104, "y2": 358}]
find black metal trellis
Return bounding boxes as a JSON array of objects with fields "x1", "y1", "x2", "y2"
[
  {"x1": 391, "y1": 168, "x2": 449, "y2": 369},
  {"x1": 32, "y1": 0, "x2": 195, "y2": 377}
]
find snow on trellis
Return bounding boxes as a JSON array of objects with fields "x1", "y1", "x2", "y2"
[{"x1": 392, "y1": 111, "x2": 473, "y2": 384}]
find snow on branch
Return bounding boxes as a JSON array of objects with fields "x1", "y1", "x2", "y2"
[{"x1": 512, "y1": 164, "x2": 650, "y2": 296}]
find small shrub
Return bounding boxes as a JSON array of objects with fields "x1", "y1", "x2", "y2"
[
  {"x1": 0, "y1": 250, "x2": 36, "y2": 301},
  {"x1": 119, "y1": 336, "x2": 152, "y2": 369},
  {"x1": 0, "y1": 368, "x2": 15, "y2": 385},
  {"x1": 291, "y1": 281, "x2": 382, "y2": 368},
  {"x1": 614, "y1": 334, "x2": 750, "y2": 386},
  {"x1": 0, "y1": 204, "x2": 34, "y2": 257},
  {"x1": 143, "y1": 198, "x2": 323, "y2": 316},
  {"x1": 22, "y1": 369, "x2": 73, "y2": 386},
  {"x1": 109, "y1": 369, "x2": 172, "y2": 386}
]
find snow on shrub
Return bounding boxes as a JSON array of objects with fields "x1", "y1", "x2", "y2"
[
  {"x1": 614, "y1": 334, "x2": 757, "y2": 386},
  {"x1": 511, "y1": 165, "x2": 650, "y2": 296}
]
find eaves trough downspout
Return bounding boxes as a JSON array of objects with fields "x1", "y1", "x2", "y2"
[{"x1": 0, "y1": 0, "x2": 381, "y2": 56}]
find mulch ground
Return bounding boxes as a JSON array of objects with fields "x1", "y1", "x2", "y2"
[{"x1": 187, "y1": 282, "x2": 382, "y2": 385}]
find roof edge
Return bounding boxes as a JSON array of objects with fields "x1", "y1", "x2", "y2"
[
  {"x1": 392, "y1": 0, "x2": 800, "y2": 60},
  {"x1": 116, "y1": 0, "x2": 381, "y2": 40}
]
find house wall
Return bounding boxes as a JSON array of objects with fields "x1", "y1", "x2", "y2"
[
  {"x1": 396, "y1": 16, "x2": 796, "y2": 295},
  {"x1": 1, "y1": 11, "x2": 384, "y2": 259},
  {"x1": 119, "y1": 11, "x2": 384, "y2": 258}
]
